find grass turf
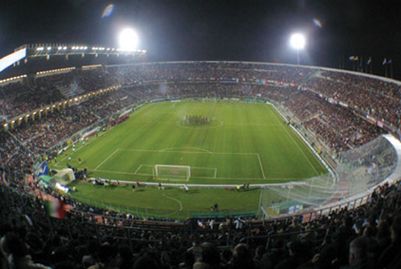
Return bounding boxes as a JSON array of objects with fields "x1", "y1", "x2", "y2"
[
  {"x1": 52, "y1": 100, "x2": 327, "y2": 217},
  {"x1": 54, "y1": 100, "x2": 326, "y2": 183},
  {"x1": 69, "y1": 182, "x2": 269, "y2": 219}
]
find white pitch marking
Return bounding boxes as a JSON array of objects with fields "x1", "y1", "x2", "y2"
[
  {"x1": 134, "y1": 164, "x2": 143, "y2": 174},
  {"x1": 92, "y1": 168, "x2": 277, "y2": 180},
  {"x1": 159, "y1": 146, "x2": 213, "y2": 154},
  {"x1": 94, "y1": 149, "x2": 119, "y2": 171},
  {"x1": 119, "y1": 148, "x2": 258, "y2": 155},
  {"x1": 256, "y1": 153, "x2": 266, "y2": 179},
  {"x1": 162, "y1": 194, "x2": 183, "y2": 211},
  {"x1": 268, "y1": 105, "x2": 320, "y2": 175},
  {"x1": 278, "y1": 121, "x2": 320, "y2": 175}
]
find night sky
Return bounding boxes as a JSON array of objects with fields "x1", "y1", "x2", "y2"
[{"x1": 1, "y1": 0, "x2": 401, "y2": 77}]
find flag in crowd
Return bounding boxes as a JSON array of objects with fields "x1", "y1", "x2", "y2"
[{"x1": 45, "y1": 198, "x2": 66, "y2": 219}]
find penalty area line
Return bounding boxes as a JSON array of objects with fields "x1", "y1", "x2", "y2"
[
  {"x1": 94, "y1": 149, "x2": 119, "y2": 171},
  {"x1": 134, "y1": 164, "x2": 144, "y2": 175},
  {"x1": 256, "y1": 153, "x2": 266, "y2": 179}
]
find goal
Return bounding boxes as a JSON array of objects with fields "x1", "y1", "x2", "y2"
[{"x1": 154, "y1": 164, "x2": 191, "y2": 181}]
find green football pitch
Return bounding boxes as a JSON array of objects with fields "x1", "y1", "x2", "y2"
[{"x1": 52, "y1": 100, "x2": 327, "y2": 218}]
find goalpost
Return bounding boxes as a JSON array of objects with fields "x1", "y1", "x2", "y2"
[{"x1": 154, "y1": 164, "x2": 191, "y2": 181}]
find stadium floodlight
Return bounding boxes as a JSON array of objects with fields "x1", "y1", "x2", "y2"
[
  {"x1": 118, "y1": 28, "x2": 139, "y2": 51},
  {"x1": 289, "y1": 33, "x2": 306, "y2": 65},
  {"x1": 47, "y1": 47, "x2": 52, "y2": 51},
  {"x1": 36, "y1": 47, "x2": 44, "y2": 51}
]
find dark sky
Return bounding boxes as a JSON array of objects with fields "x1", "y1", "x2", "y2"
[{"x1": 1, "y1": 0, "x2": 401, "y2": 76}]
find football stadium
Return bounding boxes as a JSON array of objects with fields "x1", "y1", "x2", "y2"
[{"x1": 1, "y1": 1, "x2": 401, "y2": 268}]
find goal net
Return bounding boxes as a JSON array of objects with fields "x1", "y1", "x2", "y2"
[{"x1": 154, "y1": 164, "x2": 191, "y2": 181}]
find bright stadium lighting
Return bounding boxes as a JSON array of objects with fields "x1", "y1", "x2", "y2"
[
  {"x1": 289, "y1": 33, "x2": 306, "y2": 65},
  {"x1": 289, "y1": 33, "x2": 306, "y2": 50},
  {"x1": 118, "y1": 28, "x2": 139, "y2": 51}
]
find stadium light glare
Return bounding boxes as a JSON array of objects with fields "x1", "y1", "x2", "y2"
[
  {"x1": 289, "y1": 33, "x2": 306, "y2": 65},
  {"x1": 118, "y1": 28, "x2": 139, "y2": 51},
  {"x1": 36, "y1": 47, "x2": 44, "y2": 51},
  {"x1": 47, "y1": 47, "x2": 52, "y2": 50}
]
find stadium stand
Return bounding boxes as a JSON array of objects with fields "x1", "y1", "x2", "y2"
[{"x1": 1, "y1": 61, "x2": 401, "y2": 268}]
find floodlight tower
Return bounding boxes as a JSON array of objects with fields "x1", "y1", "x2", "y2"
[
  {"x1": 289, "y1": 33, "x2": 306, "y2": 65},
  {"x1": 118, "y1": 28, "x2": 139, "y2": 51}
]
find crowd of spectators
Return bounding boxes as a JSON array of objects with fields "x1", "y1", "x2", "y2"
[
  {"x1": 110, "y1": 62, "x2": 313, "y2": 87},
  {"x1": 1, "y1": 174, "x2": 401, "y2": 268},
  {"x1": 304, "y1": 71, "x2": 401, "y2": 128},
  {"x1": 0, "y1": 68, "x2": 116, "y2": 119}
]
